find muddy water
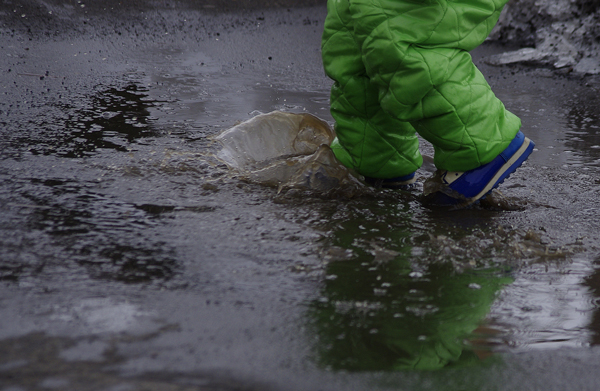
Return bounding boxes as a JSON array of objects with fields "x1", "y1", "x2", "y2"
[{"x1": 2, "y1": 2, "x2": 600, "y2": 390}]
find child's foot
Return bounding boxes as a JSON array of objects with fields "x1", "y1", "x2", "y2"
[
  {"x1": 365, "y1": 172, "x2": 416, "y2": 189},
  {"x1": 430, "y1": 131, "x2": 535, "y2": 206}
]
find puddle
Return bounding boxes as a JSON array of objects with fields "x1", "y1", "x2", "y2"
[
  {"x1": 309, "y1": 244, "x2": 512, "y2": 370},
  {"x1": 145, "y1": 45, "x2": 600, "y2": 369},
  {"x1": 487, "y1": 71, "x2": 600, "y2": 175},
  {"x1": 297, "y1": 193, "x2": 585, "y2": 370},
  {"x1": 3, "y1": 23, "x2": 600, "y2": 387},
  {"x1": 20, "y1": 84, "x2": 158, "y2": 158},
  {"x1": 492, "y1": 256, "x2": 595, "y2": 351},
  {"x1": 50, "y1": 298, "x2": 149, "y2": 334},
  {"x1": 0, "y1": 170, "x2": 181, "y2": 284},
  {"x1": 564, "y1": 103, "x2": 600, "y2": 167}
]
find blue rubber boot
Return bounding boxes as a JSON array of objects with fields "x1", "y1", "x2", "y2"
[{"x1": 431, "y1": 131, "x2": 535, "y2": 206}]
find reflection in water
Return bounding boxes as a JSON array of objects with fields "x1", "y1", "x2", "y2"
[
  {"x1": 25, "y1": 179, "x2": 180, "y2": 283},
  {"x1": 311, "y1": 258, "x2": 510, "y2": 370},
  {"x1": 28, "y1": 84, "x2": 157, "y2": 158},
  {"x1": 0, "y1": 83, "x2": 189, "y2": 284},
  {"x1": 0, "y1": 170, "x2": 181, "y2": 284},
  {"x1": 308, "y1": 201, "x2": 512, "y2": 371}
]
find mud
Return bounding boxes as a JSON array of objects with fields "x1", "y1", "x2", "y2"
[{"x1": 2, "y1": 1, "x2": 600, "y2": 390}]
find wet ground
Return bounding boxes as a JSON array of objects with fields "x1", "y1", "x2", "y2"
[{"x1": 2, "y1": 1, "x2": 600, "y2": 390}]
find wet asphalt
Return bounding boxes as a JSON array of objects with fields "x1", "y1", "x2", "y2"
[{"x1": 3, "y1": 1, "x2": 600, "y2": 390}]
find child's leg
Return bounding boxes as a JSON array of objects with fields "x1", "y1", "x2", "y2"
[
  {"x1": 347, "y1": 0, "x2": 521, "y2": 173},
  {"x1": 322, "y1": 0, "x2": 422, "y2": 180}
]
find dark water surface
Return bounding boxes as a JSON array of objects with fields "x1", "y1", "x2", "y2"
[{"x1": 2, "y1": 2, "x2": 600, "y2": 390}]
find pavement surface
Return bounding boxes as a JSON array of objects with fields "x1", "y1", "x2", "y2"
[{"x1": 3, "y1": 1, "x2": 600, "y2": 390}]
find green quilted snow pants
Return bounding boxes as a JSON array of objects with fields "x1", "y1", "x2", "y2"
[{"x1": 322, "y1": 0, "x2": 522, "y2": 178}]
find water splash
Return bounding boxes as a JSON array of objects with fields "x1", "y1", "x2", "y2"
[{"x1": 214, "y1": 111, "x2": 365, "y2": 196}]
